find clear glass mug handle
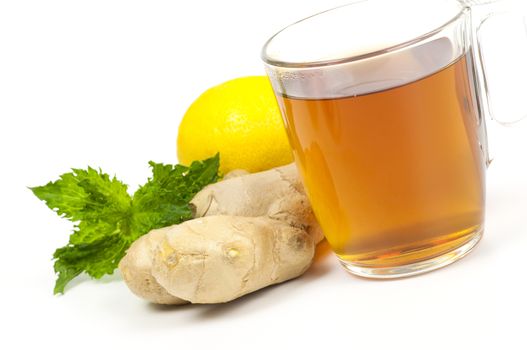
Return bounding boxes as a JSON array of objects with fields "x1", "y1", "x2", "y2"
[
  {"x1": 463, "y1": 0, "x2": 527, "y2": 125},
  {"x1": 458, "y1": 0, "x2": 527, "y2": 167}
]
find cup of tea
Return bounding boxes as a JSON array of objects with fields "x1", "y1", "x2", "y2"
[{"x1": 262, "y1": 0, "x2": 527, "y2": 278}]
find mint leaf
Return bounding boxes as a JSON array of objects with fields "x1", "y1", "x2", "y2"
[
  {"x1": 132, "y1": 153, "x2": 220, "y2": 231},
  {"x1": 31, "y1": 167, "x2": 131, "y2": 223},
  {"x1": 31, "y1": 155, "x2": 220, "y2": 294},
  {"x1": 53, "y1": 235, "x2": 128, "y2": 294},
  {"x1": 32, "y1": 167, "x2": 132, "y2": 245},
  {"x1": 31, "y1": 168, "x2": 133, "y2": 293}
]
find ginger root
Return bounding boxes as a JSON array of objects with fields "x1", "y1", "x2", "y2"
[
  {"x1": 191, "y1": 163, "x2": 324, "y2": 243},
  {"x1": 119, "y1": 163, "x2": 323, "y2": 304},
  {"x1": 119, "y1": 229, "x2": 188, "y2": 305},
  {"x1": 152, "y1": 216, "x2": 314, "y2": 303}
]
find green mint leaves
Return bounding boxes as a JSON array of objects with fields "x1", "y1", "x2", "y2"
[{"x1": 30, "y1": 154, "x2": 220, "y2": 294}]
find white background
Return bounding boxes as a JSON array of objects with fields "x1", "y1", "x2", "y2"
[{"x1": 1, "y1": 1, "x2": 527, "y2": 349}]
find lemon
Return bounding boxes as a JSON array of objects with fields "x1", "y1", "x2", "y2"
[{"x1": 177, "y1": 76, "x2": 293, "y2": 174}]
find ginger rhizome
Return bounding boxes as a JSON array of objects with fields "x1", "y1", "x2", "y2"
[{"x1": 119, "y1": 164, "x2": 323, "y2": 304}]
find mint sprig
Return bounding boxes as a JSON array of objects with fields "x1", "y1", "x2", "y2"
[{"x1": 31, "y1": 154, "x2": 220, "y2": 294}]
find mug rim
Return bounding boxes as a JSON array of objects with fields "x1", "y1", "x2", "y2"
[{"x1": 261, "y1": 2, "x2": 469, "y2": 69}]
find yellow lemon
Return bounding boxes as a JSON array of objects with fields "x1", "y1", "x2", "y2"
[{"x1": 177, "y1": 76, "x2": 293, "y2": 174}]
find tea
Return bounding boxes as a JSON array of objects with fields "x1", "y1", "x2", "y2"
[{"x1": 275, "y1": 53, "x2": 486, "y2": 270}]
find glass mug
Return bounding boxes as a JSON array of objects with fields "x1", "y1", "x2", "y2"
[{"x1": 262, "y1": 0, "x2": 527, "y2": 278}]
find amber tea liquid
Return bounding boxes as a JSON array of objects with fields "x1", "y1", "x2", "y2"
[{"x1": 276, "y1": 54, "x2": 485, "y2": 271}]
